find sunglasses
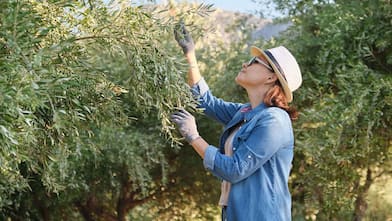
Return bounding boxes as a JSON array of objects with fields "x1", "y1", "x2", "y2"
[{"x1": 247, "y1": 57, "x2": 274, "y2": 72}]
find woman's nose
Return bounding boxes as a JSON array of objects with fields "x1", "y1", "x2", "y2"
[{"x1": 242, "y1": 63, "x2": 248, "y2": 68}]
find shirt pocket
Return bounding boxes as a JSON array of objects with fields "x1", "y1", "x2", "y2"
[
  {"x1": 236, "y1": 118, "x2": 259, "y2": 141},
  {"x1": 233, "y1": 125, "x2": 253, "y2": 150}
]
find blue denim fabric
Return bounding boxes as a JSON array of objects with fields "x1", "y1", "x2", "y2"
[{"x1": 192, "y1": 78, "x2": 294, "y2": 221}]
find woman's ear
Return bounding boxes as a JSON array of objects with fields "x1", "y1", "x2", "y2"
[{"x1": 266, "y1": 74, "x2": 278, "y2": 84}]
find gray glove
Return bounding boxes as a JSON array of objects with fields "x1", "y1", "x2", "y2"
[
  {"x1": 170, "y1": 109, "x2": 200, "y2": 143},
  {"x1": 174, "y1": 21, "x2": 195, "y2": 54}
]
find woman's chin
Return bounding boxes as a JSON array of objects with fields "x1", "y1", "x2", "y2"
[
  {"x1": 235, "y1": 73, "x2": 241, "y2": 82},
  {"x1": 235, "y1": 75, "x2": 244, "y2": 86}
]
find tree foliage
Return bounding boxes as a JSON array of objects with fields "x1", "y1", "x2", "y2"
[{"x1": 0, "y1": 0, "x2": 205, "y2": 220}]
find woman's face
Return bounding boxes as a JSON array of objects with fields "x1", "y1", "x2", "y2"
[{"x1": 235, "y1": 56, "x2": 275, "y2": 89}]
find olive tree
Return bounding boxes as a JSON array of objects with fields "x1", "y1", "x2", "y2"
[{"x1": 0, "y1": 0, "x2": 208, "y2": 220}]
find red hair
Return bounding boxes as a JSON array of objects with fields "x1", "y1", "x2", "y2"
[{"x1": 263, "y1": 82, "x2": 299, "y2": 121}]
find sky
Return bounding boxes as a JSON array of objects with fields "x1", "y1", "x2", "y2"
[
  {"x1": 190, "y1": 0, "x2": 261, "y2": 14},
  {"x1": 154, "y1": 0, "x2": 282, "y2": 18}
]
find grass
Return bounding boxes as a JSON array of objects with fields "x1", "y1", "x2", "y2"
[{"x1": 365, "y1": 176, "x2": 392, "y2": 221}]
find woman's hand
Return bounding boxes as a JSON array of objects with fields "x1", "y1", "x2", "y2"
[
  {"x1": 174, "y1": 21, "x2": 195, "y2": 54},
  {"x1": 174, "y1": 21, "x2": 201, "y2": 87},
  {"x1": 170, "y1": 109, "x2": 200, "y2": 143}
]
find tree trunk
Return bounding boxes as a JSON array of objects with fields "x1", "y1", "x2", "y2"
[
  {"x1": 75, "y1": 201, "x2": 95, "y2": 221},
  {"x1": 353, "y1": 194, "x2": 368, "y2": 221},
  {"x1": 75, "y1": 197, "x2": 117, "y2": 221},
  {"x1": 117, "y1": 192, "x2": 127, "y2": 221},
  {"x1": 353, "y1": 168, "x2": 373, "y2": 221},
  {"x1": 33, "y1": 192, "x2": 50, "y2": 221}
]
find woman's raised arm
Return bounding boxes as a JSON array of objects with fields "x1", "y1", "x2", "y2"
[{"x1": 174, "y1": 22, "x2": 201, "y2": 86}]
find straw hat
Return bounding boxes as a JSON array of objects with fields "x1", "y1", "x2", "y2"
[{"x1": 251, "y1": 46, "x2": 302, "y2": 103}]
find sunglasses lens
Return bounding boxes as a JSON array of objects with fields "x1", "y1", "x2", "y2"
[
  {"x1": 248, "y1": 57, "x2": 274, "y2": 72},
  {"x1": 248, "y1": 57, "x2": 256, "y2": 66}
]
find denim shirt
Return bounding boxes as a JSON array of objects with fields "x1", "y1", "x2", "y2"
[{"x1": 192, "y1": 78, "x2": 294, "y2": 221}]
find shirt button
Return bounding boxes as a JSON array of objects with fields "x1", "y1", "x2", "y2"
[
  {"x1": 248, "y1": 155, "x2": 252, "y2": 159},
  {"x1": 233, "y1": 147, "x2": 236, "y2": 151}
]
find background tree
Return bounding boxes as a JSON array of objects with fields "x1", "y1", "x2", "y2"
[{"x1": 257, "y1": 0, "x2": 392, "y2": 220}]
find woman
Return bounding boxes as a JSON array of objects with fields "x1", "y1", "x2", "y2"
[{"x1": 171, "y1": 23, "x2": 302, "y2": 221}]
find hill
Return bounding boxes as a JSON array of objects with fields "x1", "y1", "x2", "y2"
[{"x1": 200, "y1": 8, "x2": 291, "y2": 44}]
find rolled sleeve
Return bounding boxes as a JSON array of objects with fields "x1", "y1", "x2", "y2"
[
  {"x1": 208, "y1": 110, "x2": 292, "y2": 184},
  {"x1": 203, "y1": 145, "x2": 218, "y2": 170},
  {"x1": 191, "y1": 78, "x2": 209, "y2": 98}
]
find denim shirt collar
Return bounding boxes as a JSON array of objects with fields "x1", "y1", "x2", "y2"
[
  {"x1": 219, "y1": 102, "x2": 268, "y2": 153},
  {"x1": 241, "y1": 102, "x2": 267, "y2": 123},
  {"x1": 223, "y1": 102, "x2": 267, "y2": 133}
]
